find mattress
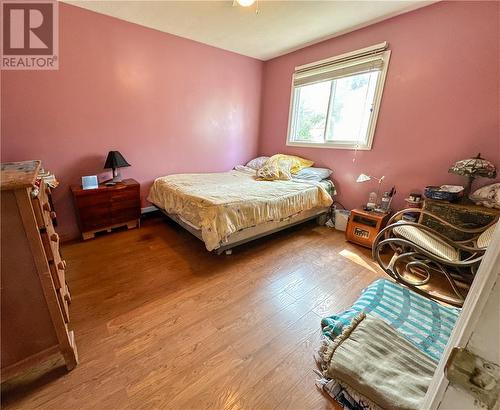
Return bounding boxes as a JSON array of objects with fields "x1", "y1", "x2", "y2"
[{"x1": 147, "y1": 170, "x2": 333, "y2": 250}]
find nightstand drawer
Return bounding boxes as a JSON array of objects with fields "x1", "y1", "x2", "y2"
[
  {"x1": 76, "y1": 192, "x2": 110, "y2": 208},
  {"x1": 80, "y1": 215, "x2": 112, "y2": 231},
  {"x1": 112, "y1": 208, "x2": 140, "y2": 224},
  {"x1": 79, "y1": 207, "x2": 111, "y2": 231},
  {"x1": 111, "y1": 188, "x2": 138, "y2": 202},
  {"x1": 111, "y1": 198, "x2": 140, "y2": 211}
]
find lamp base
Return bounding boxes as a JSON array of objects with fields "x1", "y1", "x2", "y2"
[
  {"x1": 104, "y1": 169, "x2": 123, "y2": 185},
  {"x1": 463, "y1": 176, "x2": 474, "y2": 198},
  {"x1": 110, "y1": 175, "x2": 124, "y2": 183}
]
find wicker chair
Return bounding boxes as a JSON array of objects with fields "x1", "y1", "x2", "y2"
[{"x1": 372, "y1": 208, "x2": 498, "y2": 307}]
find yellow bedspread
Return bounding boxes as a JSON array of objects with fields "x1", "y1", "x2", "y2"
[{"x1": 147, "y1": 170, "x2": 333, "y2": 251}]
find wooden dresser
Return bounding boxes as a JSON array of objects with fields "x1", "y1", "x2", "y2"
[
  {"x1": 421, "y1": 198, "x2": 500, "y2": 241},
  {"x1": 1, "y1": 161, "x2": 78, "y2": 381},
  {"x1": 71, "y1": 179, "x2": 140, "y2": 240}
]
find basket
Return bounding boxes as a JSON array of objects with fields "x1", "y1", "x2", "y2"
[
  {"x1": 424, "y1": 186, "x2": 463, "y2": 202},
  {"x1": 334, "y1": 209, "x2": 350, "y2": 231}
]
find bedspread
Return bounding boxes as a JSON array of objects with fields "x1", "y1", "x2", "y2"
[{"x1": 147, "y1": 170, "x2": 333, "y2": 250}]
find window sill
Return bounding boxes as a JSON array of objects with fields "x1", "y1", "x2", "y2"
[{"x1": 286, "y1": 141, "x2": 372, "y2": 150}]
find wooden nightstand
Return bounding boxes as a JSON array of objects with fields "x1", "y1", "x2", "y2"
[
  {"x1": 345, "y1": 208, "x2": 391, "y2": 248},
  {"x1": 71, "y1": 179, "x2": 140, "y2": 240}
]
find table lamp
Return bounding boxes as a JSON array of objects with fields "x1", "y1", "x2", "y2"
[
  {"x1": 104, "y1": 151, "x2": 130, "y2": 184},
  {"x1": 356, "y1": 173, "x2": 385, "y2": 209},
  {"x1": 448, "y1": 153, "x2": 497, "y2": 198}
]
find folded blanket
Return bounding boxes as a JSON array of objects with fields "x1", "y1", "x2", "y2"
[
  {"x1": 321, "y1": 279, "x2": 460, "y2": 362},
  {"x1": 317, "y1": 313, "x2": 437, "y2": 410}
]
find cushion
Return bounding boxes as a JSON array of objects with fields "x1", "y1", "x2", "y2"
[
  {"x1": 477, "y1": 223, "x2": 497, "y2": 249},
  {"x1": 293, "y1": 167, "x2": 332, "y2": 182},
  {"x1": 266, "y1": 154, "x2": 314, "y2": 174},
  {"x1": 234, "y1": 165, "x2": 257, "y2": 174},
  {"x1": 393, "y1": 224, "x2": 459, "y2": 261},
  {"x1": 470, "y1": 183, "x2": 500, "y2": 209},
  {"x1": 255, "y1": 163, "x2": 292, "y2": 181},
  {"x1": 318, "y1": 313, "x2": 437, "y2": 410},
  {"x1": 245, "y1": 156, "x2": 269, "y2": 170},
  {"x1": 321, "y1": 279, "x2": 460, "y2": 361}
]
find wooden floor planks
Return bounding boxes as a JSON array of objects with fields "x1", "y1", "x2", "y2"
[{"x1": 2, "y1": 216, "x2": 384, "y2": 409}]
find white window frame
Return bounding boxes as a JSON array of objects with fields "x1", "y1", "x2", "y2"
[{"x1": 286, "y1": 42, "x2": 391, "y2": 150}]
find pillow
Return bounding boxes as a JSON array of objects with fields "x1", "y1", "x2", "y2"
[
  {"x1": 256, "y1": 163, "x2": 292, "y2": 181},
  {"x1": 234, "y1": 165, "x2": 257, "y2": 175},
  {"x1": 470, "y1": 183, "x2": 500, "y2": 209},
  {"x1": 318, "y1": 313, "x2": 437, "y2": 410},
  {"x1": 266, "y1": 154, "x2": 314, "y2": 174},
  {"x1": 293, "y1": 167, "x2": 332, "y2": 182},
  {"x1": 245, "y1": 156, "x2": 269, "y2": 170}
]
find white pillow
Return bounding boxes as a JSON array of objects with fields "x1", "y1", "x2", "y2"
[
  {"x1": 234, "y1": 165, "x2": 257, "y2": 175},
  {"x1": 245, "y1": 156, "x2": 269, "y2": 170},
  {"x1": 293, "y1": 167, "x2": 332, "y2": 182},
  {"x1": 470, "y1": 183, "x2": 500, "y2": 209}
]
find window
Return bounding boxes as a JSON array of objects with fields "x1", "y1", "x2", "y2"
[{"x1": 287, "y1": 43, "x2": 391, "y2": 150}]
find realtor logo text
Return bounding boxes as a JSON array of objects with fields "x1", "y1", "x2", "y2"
[{"x1": 1, "y1": 0, "x2": 59, "y2": 70}]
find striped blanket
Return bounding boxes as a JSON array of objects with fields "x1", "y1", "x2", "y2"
[
  {"x1": 318, "y1": 313, "x2": 438, "y2": 410},
  {"x1": 318, "y1": 279, "x2": 460, "y2": 410},
  {"x1": 321, "y1": 278, "x2": 460, "y2": 361}
]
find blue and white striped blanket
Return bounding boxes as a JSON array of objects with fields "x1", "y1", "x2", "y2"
[{"x1": 320, "y1": 279, "x2": 460, "y2": 362}]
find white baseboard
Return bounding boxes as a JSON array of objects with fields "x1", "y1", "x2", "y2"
[{"x1": 141, "y1": 205, "x2": 158, "y2": 214}]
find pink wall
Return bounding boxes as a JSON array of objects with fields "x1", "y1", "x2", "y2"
[
  {"x1": 258, "y1": 1, "x2": 500, "y2": 210},
  {"x1": 2, "y1": 1, "x2": 499, "y2": 241},
  {"x1": 1, "y1": 3, "x2": 263, "y2": 240}
]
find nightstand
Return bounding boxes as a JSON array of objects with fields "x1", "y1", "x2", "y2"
[
  {"x1": 345, "y1": 208, "x2": 391, "y2": 248},
  {"x1": 71, "y1": 179, "x2": 140, "y2": 240}
]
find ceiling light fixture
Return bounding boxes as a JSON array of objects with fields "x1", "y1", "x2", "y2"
[{"x1": 236, "y1": 0, "x2": 256, "y2": 6}]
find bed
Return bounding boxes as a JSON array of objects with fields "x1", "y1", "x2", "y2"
[{"x1": 147, "y1": 167, "x2": 334, "y2": 254}]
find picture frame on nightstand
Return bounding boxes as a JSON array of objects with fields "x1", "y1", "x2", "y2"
[{"x1": 81, "y1": 175, "x2": 98, "y2": 190}]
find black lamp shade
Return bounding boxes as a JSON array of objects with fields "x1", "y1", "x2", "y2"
[{"x1": 104, "y1": 151, "x2": 131, "y2": 170}]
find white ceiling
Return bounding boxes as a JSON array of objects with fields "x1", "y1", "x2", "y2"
[{"x1": 66, "y1": 1, "x2": 435, "y2": 60}]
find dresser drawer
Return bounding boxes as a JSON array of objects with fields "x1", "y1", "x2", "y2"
[
  {"x1": 57, "y1": 285, "x2": 70, "y2": 323},
  {"x1": 32, "y1": 186, "x2": 54, "y2": 229},
  {"x1": 40, "y1": 221, "x2": 61, "y2": 262},
  {"x1": 49, "y1": 253, "x2": 66, "y2": 289}
]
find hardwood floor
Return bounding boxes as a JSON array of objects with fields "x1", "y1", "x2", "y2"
[{"x1": 2, "y1": 215, "x2": 383, "y2": 409}]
